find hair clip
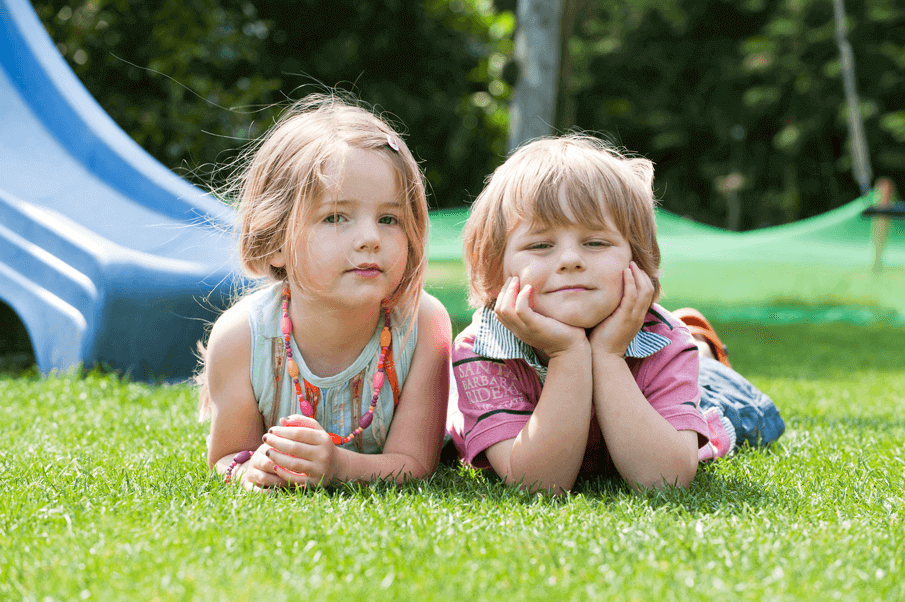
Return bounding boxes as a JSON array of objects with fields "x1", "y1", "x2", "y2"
[{"x1": 386, "y1": 134, "x2": 400, "y2": 152}]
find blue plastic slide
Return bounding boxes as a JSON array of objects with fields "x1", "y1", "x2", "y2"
[{"x1": 0, "y1": 0, "x2": 239, "y2": 379}]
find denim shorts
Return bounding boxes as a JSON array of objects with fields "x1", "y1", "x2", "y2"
[{"x1": 698, "y1": 357, "x2": 785, "y2": 447}]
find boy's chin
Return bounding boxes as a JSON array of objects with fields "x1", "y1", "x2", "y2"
[{"x1": 537, "y1": 309, "x2": 607, "y2": 330}]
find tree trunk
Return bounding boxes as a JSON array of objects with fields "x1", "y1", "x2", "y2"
[{"x1": 508, "y1": 0, "x2": 564, "y2": 152}]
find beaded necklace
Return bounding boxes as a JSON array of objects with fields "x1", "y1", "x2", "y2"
[{"x1": 280, "y1": 286, "x2": 392, "y2": 445}]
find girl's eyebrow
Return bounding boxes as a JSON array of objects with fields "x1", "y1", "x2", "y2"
[{"x1": 321, "y1": 198, "x2": 402, "y2": 209}]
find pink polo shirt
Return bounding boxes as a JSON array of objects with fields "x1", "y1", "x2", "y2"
[{"x1": 446, "y1": 304, "x2": 710, "y2": 477}]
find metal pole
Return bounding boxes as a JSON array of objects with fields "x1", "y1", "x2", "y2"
[{"x1": 833, "y1": 0, "x2": 873, "y2": 194}]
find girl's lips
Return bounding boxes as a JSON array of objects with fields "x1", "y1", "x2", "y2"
[{"x1": 348, "y1": 265, "x2": 382, "y2": 277}]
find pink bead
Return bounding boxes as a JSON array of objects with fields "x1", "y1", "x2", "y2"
[
  {"x1": 359, "y1": 412, "x2": 373, "y2": 429},
  {"x1": 299, "y1": 400, "x2": 314, "y2": 416},
  {"x1": 372, "y1": 372, "x2": 385, "y2": 390},
  {"x1": 281, "y1": 316, "x2": 292, "y2": 336}
]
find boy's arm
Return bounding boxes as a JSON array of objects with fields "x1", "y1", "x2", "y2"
[
  {"x1": 484, "y1": 344, "x2": 592, "y2": 494},
  {"x1": 484, "y1": 277, "x2": 593, "y2": 494},
  {"x1": 591, "y1": 355, "x2": 699, "y2": 489},
  {"x1": 589, "y1": 263, "x2": 698, "y2": 490}
]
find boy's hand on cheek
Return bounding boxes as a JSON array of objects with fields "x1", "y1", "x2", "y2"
[
  {"x1": 589, "y1": 262, "x2": 655, "y2": 357},
  {"x1": 495, "y1": 276, "x2": 588, "y2": 359}
]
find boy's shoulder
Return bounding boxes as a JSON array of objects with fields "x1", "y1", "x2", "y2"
[
  {"x1": 452, "y1": 319, "x2": 480, "y2": 363},
  {"x1": 643, "y1": 303, "x2": 689, "y2": 339}
]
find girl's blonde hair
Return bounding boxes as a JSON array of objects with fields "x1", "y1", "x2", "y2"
[
  {"x1": 198, "y1": 94, "x2": 428, "y2": 421},
  {"x1": 463, "y1": 134, "x2": 661, "y2": 308},
  {"x1": 236, "y1": 94, "x2": 428, "y2": 316}
]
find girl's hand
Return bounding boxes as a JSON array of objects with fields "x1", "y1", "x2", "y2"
[
  {"x1": 231, "y1": 445, "x2": 283, "y2": 491},
  {"x1": 589, "y1": 262, "x2": 655, "y2": 357},
  {"x1": 495, "y1": 276, "x2": 588, "y2": 360},
  {"x1": 264, "y1": 414, "x2": 338, "y2": 488}
]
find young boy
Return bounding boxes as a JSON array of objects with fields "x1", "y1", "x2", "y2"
[{"x1": 447, "y1": 135, "x2": 781, "y2": 493}]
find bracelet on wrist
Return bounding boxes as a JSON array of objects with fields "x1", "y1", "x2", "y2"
[{"x1": 224, "y1": 450, "x2": 255, "y2": 484}]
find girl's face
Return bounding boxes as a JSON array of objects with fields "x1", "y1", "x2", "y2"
[
  {"x1": 500, "y1": 210, "x2": 633, "y2": 329},
  {"x1": 272, "y1": 148, "x2": 408, "y2": 312}
]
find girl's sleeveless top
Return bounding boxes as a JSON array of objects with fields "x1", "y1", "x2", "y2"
[{"x1": 244, "y1": 283, "x2": 418, "y2": 454}]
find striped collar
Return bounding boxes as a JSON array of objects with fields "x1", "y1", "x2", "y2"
[{"x1": 471, "y1": 307, "x2": 672, "y2": 384}]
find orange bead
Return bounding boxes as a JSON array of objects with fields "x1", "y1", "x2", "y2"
[
  {"x1": 287, "y1": 358, "x2": 299, "y2": 379},
  {"x1": 329, "y1": 433, "x2": 342, "y2": 445},
  {"x1": 380, "y1": 328, "x2": 392, "y2": 348}
]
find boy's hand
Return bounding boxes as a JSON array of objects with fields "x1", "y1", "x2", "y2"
[
  {"x1": 589, "y1": 262, "x2": 655, "y2": 357},
  {"x1": 495, "y1": 276, "x2": 588, "y2": 359},
  {"x1": 263, "y1": 414, "x2": 339, "y2": 488}
]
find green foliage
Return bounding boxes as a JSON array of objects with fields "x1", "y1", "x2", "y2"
[
  {"x1": 1, "y1": 321, "x2": 903, "y2": 599},
  {"x1": 33, "y1": 0, "x2": 514, "y2": 208},
  {"x1": 32, "y1": 0, "x2": 905, "y2": 227},
  {"x1": 563, "y1": 0, "x2": 905, "y2": 228}
]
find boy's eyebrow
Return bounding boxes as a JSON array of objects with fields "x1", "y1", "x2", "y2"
[{"x1": 521, "y1": 221, "x2": 619, "y2": 236}]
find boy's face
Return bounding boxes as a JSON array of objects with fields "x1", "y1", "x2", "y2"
[{"x1": 500, "y1": 213, "x2": 633, "y2": 329}]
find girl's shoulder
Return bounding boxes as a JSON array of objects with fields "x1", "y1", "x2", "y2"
[
  {"x1": 411, "y1": 290, "x2": 452, "y2": 350},
  {"x1": 207, "y1": 283, "x2": 279, "y2": 364}
]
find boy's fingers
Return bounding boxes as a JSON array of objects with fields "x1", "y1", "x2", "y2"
[{"x1": 514, "y1": 284, "x2": 533, "y2": 318}]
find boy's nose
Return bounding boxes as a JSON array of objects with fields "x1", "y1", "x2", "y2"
[{"x1": 557, "y1": 245, "x2": 584, "y2": 271}]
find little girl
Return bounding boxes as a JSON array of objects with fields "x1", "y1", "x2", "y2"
[
  {"x1": 199, "y1": 95, "x2": 451, "y2": 490},
  {"x1": 447, "y1": 135, "x2": 782, "y2": 493}
]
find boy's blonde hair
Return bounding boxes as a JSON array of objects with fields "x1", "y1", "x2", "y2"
[
  {"x1": 236, "y1": 94, "x2": 428, "y2": 317},
  {"x1": 463, "y1": 134, "x2": 661, "y2": 308}
]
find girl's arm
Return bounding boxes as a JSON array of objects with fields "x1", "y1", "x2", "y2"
[
  {"x1": 266, "y1": 291, "x2": 452, "y2": 485},
  {"x1": 206, "y1": 304, "x2": 284, "y2": 489},
  {"x1": 589, "y1": 264, "x2": 699, "y2": 490},
  {"x1": 484, "y1": 277, "x2": 593, "y2": 494},
  {"x1": 337, "y1": 291, "x2": 452, "y2": 481}
]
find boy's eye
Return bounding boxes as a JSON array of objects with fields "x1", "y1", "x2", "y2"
[{"x1": 379, "y1": 215, "x2": 399, "y2": 225}]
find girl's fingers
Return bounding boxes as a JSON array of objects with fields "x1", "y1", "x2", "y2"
[
  {"x1": 273, "y1": 460, "x2": 334, "y2": 488},
  {"x1": 241, "y1": 467, "x2": 285, "y2": 490},
  {"x1": 267, "y1": 425, "x2": 327, "y2": 445},
  {"x1": 279, "y1": 414, "x2": 319, "y2": 429}
]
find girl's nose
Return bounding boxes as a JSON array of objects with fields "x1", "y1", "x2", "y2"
[{"x1": 356, "y1": 219, "x2": 381, "y2": 251}]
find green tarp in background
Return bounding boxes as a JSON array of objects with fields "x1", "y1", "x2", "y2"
[{"x1": 426, "y1": 187, "x2": 905, "y2": 329}]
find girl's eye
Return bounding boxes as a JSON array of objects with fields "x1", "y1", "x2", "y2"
[
  {"x1": 324, "y1": 214, "x2": 345, "y2": 224},
  {"x1": 586, "y1": 240, "x2": 610, "y2": 247},
  {"x1": 379, "y1": 215, "x2": 399, "y2": 225}
]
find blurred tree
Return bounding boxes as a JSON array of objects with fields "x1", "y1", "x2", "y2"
[
  {"x1": 32, "y1": 0, "x2": 905, "y2": 227},
  {"x1": 33, "y1": 0, "x2": 514, "y2": 208},
  {"x1": 560, "y1": 0, "x2": 905, "y2": 228}
]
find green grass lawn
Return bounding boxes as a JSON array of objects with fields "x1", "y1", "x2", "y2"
[{"x1": 1, "y1": 321, "x2": 903, "y2": 601}]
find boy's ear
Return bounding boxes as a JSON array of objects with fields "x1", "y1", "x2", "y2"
[{"x1": 270, "y1": 248, "x2": 286, "y2": 268}]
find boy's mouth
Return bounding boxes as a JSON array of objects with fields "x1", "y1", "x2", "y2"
[{"x1": 549, "y1": 285, "x2": 593, "y2": 293}]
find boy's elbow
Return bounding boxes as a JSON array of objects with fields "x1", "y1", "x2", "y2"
[{"x1": 632, "y1": 447, "x2": 699, "y2": 491}]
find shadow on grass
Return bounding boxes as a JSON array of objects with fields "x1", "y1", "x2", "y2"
[{"x1": 253, "y1": 449, "x2": 783, "y2": 517}]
